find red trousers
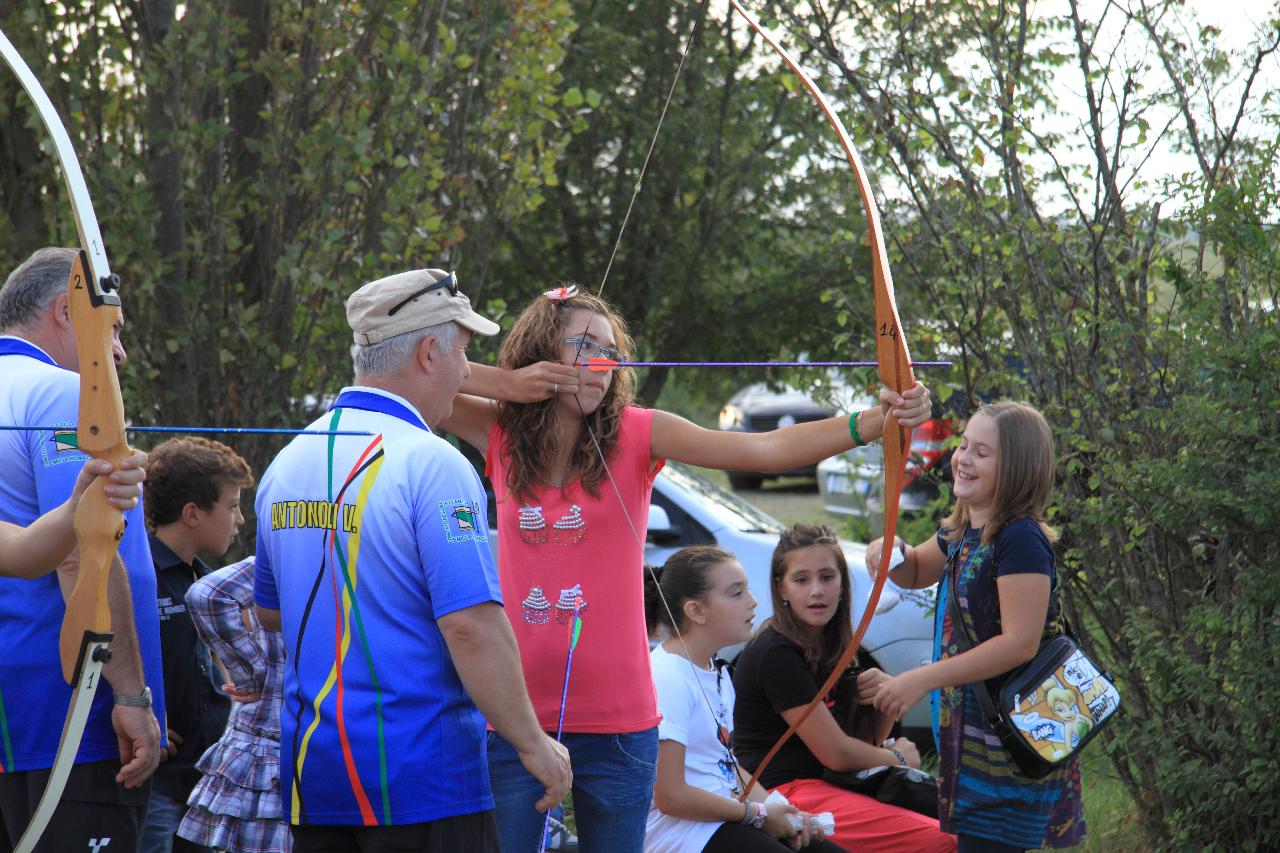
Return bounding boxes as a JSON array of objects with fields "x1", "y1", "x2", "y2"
[{"x1": 771, "y1": 778, "x2": 957, "y2": 853}]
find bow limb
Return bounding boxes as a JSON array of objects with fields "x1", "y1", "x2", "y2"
[
  {"x1": 727, "y1": 1, "x2": 915, "y2": 798},
  {"x1": 1, "y1": 28, "x2": 131, "y2": 852}
]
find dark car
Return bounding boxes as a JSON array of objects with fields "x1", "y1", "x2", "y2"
[
  {"x1": 717, "y1": 383, "x2": 849, "y2": 490},
  {"x1": 818, "y1": 416, "x2": 955, "y2": 528}
]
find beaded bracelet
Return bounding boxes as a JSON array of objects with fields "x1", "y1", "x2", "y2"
[
  {"x1": 848, "y1": 409, "x2": 865, "y2": 446},
  {"x1": 741, "y1": 801, "x2": 757, "y2": 825}
]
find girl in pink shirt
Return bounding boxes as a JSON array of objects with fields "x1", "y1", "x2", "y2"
[{"x1": 442, "y1": 286, "x2": 932, "y2": 853}]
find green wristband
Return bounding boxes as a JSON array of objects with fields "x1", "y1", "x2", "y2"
[{"x1": 849, "y1": 411, "x2": 864, "y2": 446}]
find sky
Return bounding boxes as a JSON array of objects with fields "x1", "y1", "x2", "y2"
[
  {"x1": 714, "y1": 1, "x2": 1277, "y2": 214},
  {"x1": 1181, "y1": 0, "x2": 1277, "y2": 43},
  {"x1": 1055, "y1": 0, "x2": 1277, "y2": 215}
]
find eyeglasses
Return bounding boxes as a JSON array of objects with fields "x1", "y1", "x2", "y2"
[
  {"x1": 388, "y1": 272, "x2": 458, "y2": 316},
  {"x1": 561, "y1": 336, "x2": 621, "y2": 363}
]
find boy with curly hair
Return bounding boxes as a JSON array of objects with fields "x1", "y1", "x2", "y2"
[{"x1": 141, "y1": 437, "x2": 254, "y2": 853}]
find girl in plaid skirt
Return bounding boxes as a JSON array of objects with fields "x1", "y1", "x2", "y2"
[{"x1": 179, "y1": 558, "x2": 292, "y2": 852}]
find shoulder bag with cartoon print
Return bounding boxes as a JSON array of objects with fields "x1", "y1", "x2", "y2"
[{"x1": 947, "y1": 550, "x2": 1121, "y2": 778}]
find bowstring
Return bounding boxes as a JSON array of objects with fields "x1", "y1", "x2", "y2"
[{"x1": 595, "y1": 0, "x2": 713, "y2": 298}]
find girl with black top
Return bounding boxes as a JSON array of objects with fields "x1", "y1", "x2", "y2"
[{"x1": 733, "y1": 524, "x2": 956, "y2": 852}]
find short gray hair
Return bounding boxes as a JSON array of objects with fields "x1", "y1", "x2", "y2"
[
  {"x1": 351, "y1": 319, "x2": 459, "y2": 377},
  {"x1": 0, "y1": 247, "x2": 76, "y2": 331}
]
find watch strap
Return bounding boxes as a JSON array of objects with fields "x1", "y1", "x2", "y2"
[{"x1": 112, "y1": 686, "x2": 151, "y2": 708}]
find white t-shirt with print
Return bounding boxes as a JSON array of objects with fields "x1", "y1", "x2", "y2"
[{"x1": 645, "y1": 644, "x2": 742, "y2": 853}]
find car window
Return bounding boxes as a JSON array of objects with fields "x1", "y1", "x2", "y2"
[
  {"x1": 649, "y1": 486, "x2": 714, "y2": 548},
  {"x1": 660, "y1": 461, "x2": 783, "y2": 534}
]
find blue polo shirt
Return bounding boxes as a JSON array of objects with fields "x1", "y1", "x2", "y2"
[
  {"x1": 254, "y1": 386, "x2": 502, "y2": 826},
  {"x1": 0, "y1": 336, "x2": 166, "y2": 771}
]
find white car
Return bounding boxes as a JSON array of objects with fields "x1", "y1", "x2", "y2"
[
  {"x1": 818, "y1": 417, "x2": 955, "y2": 529},
  {"x1": 645, "y1": 461, "x2": 937, "y2": 737}
]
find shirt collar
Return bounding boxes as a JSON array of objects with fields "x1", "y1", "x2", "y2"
[
  {"x1": 0, "y1": 335, "x2": 63, "y2": 369},
  {"x1": 331, "y1": 385, "x2": 430, "y2": 432},
  {"x1": 148, "y1": 532, "x2": 211, "y2": 575}
]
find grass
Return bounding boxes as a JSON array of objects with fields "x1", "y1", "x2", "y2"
[
  {"x1": 558, "y1": 792, "x2": 577, "y2": 840},
  {"x1": 1078, "y1": 750, "x2": 1150, "y2": 851}
]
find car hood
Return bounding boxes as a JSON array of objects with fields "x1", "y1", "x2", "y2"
[{"x1": 729, "y1": 381, "x2": 873, "y2": 414}]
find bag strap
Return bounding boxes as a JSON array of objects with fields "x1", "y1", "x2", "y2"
[{"x1": 944, "y1": 544, "x2": 1004, "y2": 724}]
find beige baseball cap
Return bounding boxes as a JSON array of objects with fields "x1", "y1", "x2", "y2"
[{"x1": 346, "y1": 268, "x2": 500, "y2": 345}]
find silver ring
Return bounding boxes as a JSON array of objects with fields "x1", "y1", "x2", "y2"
[{"x1": 552, "y1": 383, "x2": 559, "y2": 394}]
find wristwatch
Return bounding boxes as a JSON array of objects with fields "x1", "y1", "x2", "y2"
[
  {"x1": 750, "y1": 802, "x2": 768, "y2": 830},
  {"x1": 113, "y1": 686, "x2": 152, "y2": 708}
]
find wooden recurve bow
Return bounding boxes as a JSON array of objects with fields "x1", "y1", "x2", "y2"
[{"x1": 726, "y1": 1, "x2": 916, "y2": 798}]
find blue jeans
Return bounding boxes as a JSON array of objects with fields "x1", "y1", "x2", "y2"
[
  {"x1": 140, "y1": 787, "x2": 212, "y2": 853},
  {"x1": 488, "y1": 728, "x2": 657, "y2": 853}
]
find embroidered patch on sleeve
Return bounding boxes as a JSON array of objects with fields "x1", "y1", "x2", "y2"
[
  {"x1": 438, "y1": 498, "x2": 487, "y2": 543},
  {"x1": 39, "y1": 424, "x2": 90, "y2": 467}
]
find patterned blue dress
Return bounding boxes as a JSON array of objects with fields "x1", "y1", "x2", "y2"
[{"x1": 932, "y1": 518, "x2": 1086, "y2": 848}]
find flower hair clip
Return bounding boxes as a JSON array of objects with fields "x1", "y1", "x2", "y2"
[{"x1": 543, "y1": 284, "x2": 579, "y2": 301}]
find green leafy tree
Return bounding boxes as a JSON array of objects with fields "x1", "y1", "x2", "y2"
[
  {"x1": 1, "y1": 0, "x2": 583, "y2": 492},
  {"x1": 482, "y1": 1, "x2": 897, "y2": 408},
  {"x1": 770, "y1": 0, "x2": 1279, "y2": 846}
]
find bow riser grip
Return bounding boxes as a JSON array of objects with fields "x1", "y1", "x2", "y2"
[
  {"x1": 61, "y1": 250, "x2": 127, "y2": 682},
  {"x1": 68, "y1": 251, "x2": 128, "y2": 459},
  {"x1": 873, "y1": 269, "x2": 914, "y2": 492},
  {"x1": 61, "y1": 481, "x2": 122, "y2": 675}
]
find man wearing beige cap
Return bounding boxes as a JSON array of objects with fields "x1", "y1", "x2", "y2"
[{"x1": 253, "y1": 268, "x2": 570, "y2": 852}]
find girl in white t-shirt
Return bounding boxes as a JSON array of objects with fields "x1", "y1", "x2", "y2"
[{"x1": 643, "y1": 545, "x2": 848, "y2": 853}]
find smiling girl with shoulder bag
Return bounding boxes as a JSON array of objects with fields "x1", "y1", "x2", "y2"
[{"x1": 866, "y1": 402, "x2": 1088, "y2": 852}]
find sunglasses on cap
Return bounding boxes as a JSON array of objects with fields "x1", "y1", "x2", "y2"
[{"x1": 388, "y1": 272, "x2": 459, "y2": 316}]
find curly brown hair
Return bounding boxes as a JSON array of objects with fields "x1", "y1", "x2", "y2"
[
  {"x1": 495, "y1": 287, "x2": 636, "y2": 501},
  {"x1": 143, "y1": 437, "x2": 254, "y2": 529}
]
